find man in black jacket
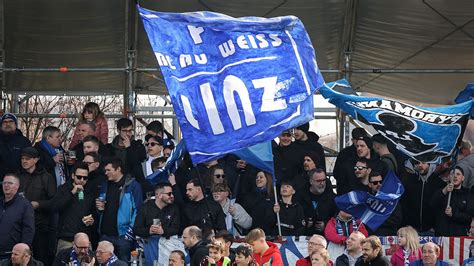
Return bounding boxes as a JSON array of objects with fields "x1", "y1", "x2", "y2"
[
  {"x1": 356, "y1": 236, "x2": 390, "y2": 266},
  {"x1": 17, "y1": 147, "x2": 56, "y2": 265},
  {"x1": 431, "y1": 166, "x2": 471, "y2": 236},
  {"x1": 0, "y1": 243, "x2": 43, "y2": 266},
  {"x1": 0, "y1": 174, "x2": 34, "y2": 260},
  {"x1": 293, "y1": 122, "x2": 326, "y2": 171},
  {"x1": 299, "y1": 168, "x2": 337, "y2": 236},
  {"x1": 333, "y1": 128, "x2": 367, "y2": 195},
  {"x1": 102, "y1": 118, "x2": 145, "y2": 175},
  {"x1": 182, "y1": 226, "x2": 208, "y2": 266},
  {"x1": 0, "y1": 113, "x2": 31, "y2": 181},
  {"x1": 51, "y1": 162, "x2": 96, "y2": 253},
  {"x1": 183, "y1": 179, "x2": 226, "y2": 231},
  {"x1": 134, "y1": 182, "x2": 181, "y2": 238},
  {"x1": 53, "y1": 233, "x2": 94, "y2": 266}
]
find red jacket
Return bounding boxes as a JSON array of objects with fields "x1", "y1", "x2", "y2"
[
  {"x1": 252, "y1": 241, "x2": 283, "y2": 266},
  {"x1": 324, "y1": 217, "x2": 368, "y2": 245},
  {"x1": 296, "y1": 256, "x2": 334, "y2": 266},
  {"x1": 390, "y1": 246, "x2": 422, "y2": 266},
  {"x1": 70, "y1": 116, "x2": 109, "y2": 148}
]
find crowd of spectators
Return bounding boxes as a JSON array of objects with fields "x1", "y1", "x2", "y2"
[{"x1": 0, "y1": 102, "x2": 473, "y2": 265}]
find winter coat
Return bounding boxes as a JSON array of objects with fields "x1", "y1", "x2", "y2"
[
  {"x1": 335, "y1": 252, "x2": 362, "y2": 266},
  {"x1": 183, "y1": 198, "x2": 227, "y2": 231},
  {"x1": 333, "y1": 145, "x2": 358, "y2": 195},
  {"x1": 189, "y1": 241, "x2": 208, "y2": 266},
  {"x1": 272, "y1": 141, "x2": 302, "y2": 182},
  {"x1": 431, "y1": 187, "x2": 472, "y2": 236},
  {"x1": 133, "y1": 201, "x2": 181, "y2": 238},
  {"x1": 51, "y1": 181, "x2": 97, "y2": 241},
  {"x1": 390, "y1": 247, "x2": 422, "y2": 266},
  {"x1": 324, "y1": 216, "x2": 368, "y2": 245},
  {"x1": 252, "y1": 241, "x2": 283, "y2": 266},
  {"x1": 102, "y1": 136, "x2": 146, "y2": 174},
  {"x1": 97, "y1": 176, "x2": 143, "y2": 237},
  {"x1": 220, "y1": 198, "x2": 252, "y2": 235},
  {"x1": 0, "y1": 129, "x2": 31, "y2": 178},
  {"x1": 276, "y1": 198, "x2": 305, "y2": 236},
  {"x1": 240, "y1": 191, "x2": 277, "y2": 235},
  {"x1": 0, "y1": 194, "x2": 35, "y2": 254},
  {"x1": 34, "y1": 142, "x2": 68, "y2": 183},
  {"x1": 69, "y1": 116, "x2": 109, "y2": 148},
  {"x1": 298, "y1": 179, "x2": 337, "y2": 235},
  {"x1": 458, "y1": 154, "x2": 474, "y2": 190},
  {"x1": 17, "y1": 165, "x2": 57, "y2": 231},
  {"x1": 400, "y1": 164, "x2": 445, "y2": 232}
]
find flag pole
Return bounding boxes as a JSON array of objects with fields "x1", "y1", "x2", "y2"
[
  {"x1": 273, "y1": 178, "x2": 282, "y2": 237},
  {"x1": 446, "y1": 147, "x2": 460, "y2": 208}
]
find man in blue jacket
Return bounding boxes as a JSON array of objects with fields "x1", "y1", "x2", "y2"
[
  {"x1": 0, "y1": 174, "x2": 35, "y2": 260},
  {"x1": 96, "y1": 158, "x2": 142, "y2": 262}
]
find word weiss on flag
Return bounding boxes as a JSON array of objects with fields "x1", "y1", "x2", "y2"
[
  {"x1": 320, "y1": 79, "x2": 474, "y2": 164},
  {"x1": 139, "y1": 6, "x2": 324, "y2": 164}
]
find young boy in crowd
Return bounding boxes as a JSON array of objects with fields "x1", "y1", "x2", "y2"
[
  {"x1": 245, "y1": 228, "x2": 283, "y2": 266},
  {"x1": 200, "y1": 240, "x2": 231, "y2": 266}
]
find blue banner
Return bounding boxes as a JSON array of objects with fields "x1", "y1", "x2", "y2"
[
  {"x1": 139, "y1": 6, "x2": 324, "y2": 164},
  {"x1": 335, "y1": 171, "x2": 405, "y2": 231},
  {"x1": 455, "y1": 83, "x2": 474, "y2": 118},
  {"x1": 320, "y1": 79, "x2": 474, "y2": 164},
  {"x1": 231, "y1": 141, "x2": 274, "y2": 175}
]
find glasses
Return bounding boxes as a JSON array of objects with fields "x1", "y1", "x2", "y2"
[
  {"x1": 2, "y1": 181, "x2": 16, "y2": 186},
  {"x1": 83, "y1": 161, "x2": 95, "y2": 165},
  {"x1": 214, "y1": 174, "x2": 225, "y2": 179},
  {"x1": 312, "y1": 179, "x2": 326, "y2": 184},
  {"x1": 75, "y1": 175, "x2": 88, "y2": 180},
  {"x1": 120, "y1": 129, "x2": 133, "y2": 133},
  {"x1": 145, "y1": 142, "x2": 161, "y2": 147},
  {"x1": 354, "y1": 166, "x2": 368, "y2": 171},
  {"x1": 75, "y1": 245, "x2": 89, "y2": 250},
  {"x1": 370, "y1": 180, "x2": 382, "y2": 185},
  {"x1": 161, "y1": 192, "x2": 173, "y2": 196}
]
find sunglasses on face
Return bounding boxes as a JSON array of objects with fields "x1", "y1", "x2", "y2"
[
  {"x1": 145, "y1": 142, "x2": 161, "y2": 147},
  {"x1": 354, "y1": 166, "x2": 367, "y2": 171},
  {"x1": 161, "y1": 192, "x2": 173, "y2": 196},
  {"x1": 214, "y1": 174, "x2": 225, "y2": 179},
  {"x1": 75, "y1": 175, "x2": 88, "y2": 180},
  {"x1": 370, "y1": 180, "x2": 382, "y2": 185}
]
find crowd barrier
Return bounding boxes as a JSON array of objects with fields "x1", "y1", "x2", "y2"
[{"x1": 143, "y1": 236, "x2": 474, "y2": 266}]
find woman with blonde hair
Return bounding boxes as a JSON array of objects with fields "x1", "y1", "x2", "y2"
[
  {"x1": 391, "y1": 226, "x2": 422, "y2": 266},
  {"x1": 311, "y1": 248, "x2": 331, "y2": 266},
  {"x1": 70, "y1": 102, "x2": 108, "y2": 148}
]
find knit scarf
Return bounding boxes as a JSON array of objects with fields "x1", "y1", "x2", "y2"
[
  {"x1": 335, "y1": 217, "x2": 358, "y2": 236},
  {"x1": 69, "y1": 248, "x2": 82, "y2": 266},
  {"x1": 103, "y1": 254, "x2": 119, "y2": 266},
  {"x1": 40, "y1": 139, "x2": 66, "y2": 186}
]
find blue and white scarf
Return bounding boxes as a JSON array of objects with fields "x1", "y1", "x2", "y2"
[
  {"x1": 101, "y1": 254, "x2": 119, "y2": 266},
  {"x1": 335, "y1": 217, "x2": 359, "y2": 237},
  {"x1": 40, "y1": 138, "x2": 66, "y2": 186}
]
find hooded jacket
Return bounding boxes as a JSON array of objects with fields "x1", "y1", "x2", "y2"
[
  {"x1": 0, "y1": 129, "x2": 31, "y2": 178},
  {"x1": 189, "y1": 241, "x2": 208, "y2": 266},
  {"x1": 98, "y1": 176, "x2": 143, "y2": 237},
  {"x1": 252, "y1": 241, "x2": 283, "y2": 266}
]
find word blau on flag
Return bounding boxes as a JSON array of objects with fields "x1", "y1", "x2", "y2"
[
  {"x1": 320, "y1": 79, "x2": 474, "y2": 164},
  {"x1": 139, "y1": 6, "x2": 324, "y2": 164},
  {"x1": 335, "y1": 171, "x2": 404, "y2": 231}
]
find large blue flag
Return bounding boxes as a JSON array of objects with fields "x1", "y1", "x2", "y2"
[
  {"x1": 231, "y1": 141, "x2": 274, "y2": 175},
  {"x1": 320, "y1": 79, "x2": 474, "y2": 164},
  {"x1": 455, "y1": 83, "x2": 474, "y2": 118},
  {"x1": 146, "y1": 141, "x2": 187, "y2": 185},
  {"x1": 335, "y1": 171, "x2": 404, "y2": 231},
  {"x1": 139, "y1": 6, "x2": 324, "y2": 164}
]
